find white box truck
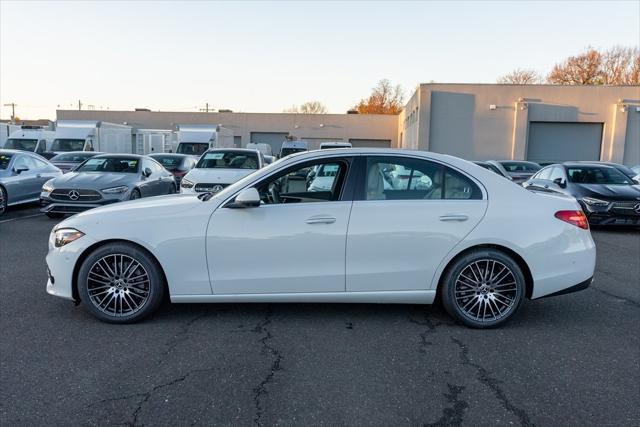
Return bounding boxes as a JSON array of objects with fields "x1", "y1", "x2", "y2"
[
  {"x1": 46, "y1": 120, "x2": 133, "y2": 158},
  {"x1": 134, "y1": 129, "x2": 175, "y2": 154},
  {"x1": 3, "y1": 125, "x2": 55, "y2": 154},
  {"x1": 175, "y1": 124, "x2": 234, "y2": 156}
]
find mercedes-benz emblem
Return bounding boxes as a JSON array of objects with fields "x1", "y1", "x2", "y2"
[
  {"x1": 634, "y1": 203, "x2": 640, "y2": 215},
  {"x1": 68, "y1": 190, "x2": 80, "y2": 201},
  {"x1": 212, "y1": 185, "x2": 223, "y2": 193}
]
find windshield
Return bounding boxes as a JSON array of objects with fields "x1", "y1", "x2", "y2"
[
  {"x1": 0, "y1": 153, "x2": 13, "y2": 170},
  {"x1": 499, "y1": 162, "x2": 540, "y2": 173},
  {"x1": 51, "y1": 139, "x2": 85, "y2": 152},
  {"x1": 51, "y1": 152, "x2": 96, "y2": 162},
  {"x1": 76, "y1": 157, "x2": 139, "y2": 173},
  {"x1": 196, "y1": 151, "x2": 259, "y2": 169},
  {"x1": 280, "y1": 148, "x2": 306, "y2": 157},
  {"x1": 151, "y1": 156, "x2": 183, "y2": 170},
  {"x1": 4, "y1": 139, "x2": 38, "y2": 151},
  {"x1": 177, "y1": 143, "x2": 209, "y2": 156},
  {"x1": 567, "y1": 166, "x2": 633, "y2": 185}
]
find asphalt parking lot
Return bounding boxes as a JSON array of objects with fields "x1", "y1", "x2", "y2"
[{"x1": 1, "y1": 204, "x2": 638, "y2": 426}]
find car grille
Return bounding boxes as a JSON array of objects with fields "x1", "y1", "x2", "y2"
[
  {"x1": 50, "y1": 189, "x2": 102, "y2": 202},
  {"x1": 194, "y1": 183, "x2": 228, "y2": 193},
  {"x1": 610, "y1": 201, "x2": 640, "y2": 215}
]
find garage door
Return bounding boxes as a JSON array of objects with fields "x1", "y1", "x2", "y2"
[
  {"x1": 527, "y1": 122, "x2": 603, "y2": 163},
  {"x1": 250, "y1": 132, "x2": 289, "y2": 154},
  {"x1": 348, "y1": 139, "x2": 392, "y2": 148}
]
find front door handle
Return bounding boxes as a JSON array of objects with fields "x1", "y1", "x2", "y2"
[
  {"x1": 439, "y1": 214, "x2": 469, "y2": 222},
  {"x1": 306, "y1": 215, "x2": 336, "y2": 224}
]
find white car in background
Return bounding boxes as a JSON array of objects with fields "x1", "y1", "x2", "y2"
[
  {"x1": 46, "y1": 149, "x2": 596, "y2": 328},
  {"x1": 180, "y1": 148, "x2": 264, "y2": 194},
  {"x1": 319, "y1": 141, "x2": 352, "y2": 150}
]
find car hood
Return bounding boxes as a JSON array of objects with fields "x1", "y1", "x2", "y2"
[
  {"x1": 50, "y1": 172, "x2": 136, "y2": 189},
  {"x1": 578, "y1": 183, "x2": 640, "y2": 200},
  {"x1": 57, "y1": 194, "x2": 212, "y2": 230},
  {"x1": 184, "y1": 168, "x2": 256, "y2": 184}
]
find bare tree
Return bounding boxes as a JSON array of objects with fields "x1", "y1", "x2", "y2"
[
  {"x1": 497, "y1": 68, "x2": 542, "y2": 84},
  {"x1": 283, "y1": 101, "x2": 327, "y2": 114},
  {"x1": 353, "y1": 79, "x2": 405, "y2": 115},
  {"x1": 601, "y1": 46, "x2": 640, "y2": 84},
  {"x1": 547, "y1": 48, "x2": 603, "y2": 85}
]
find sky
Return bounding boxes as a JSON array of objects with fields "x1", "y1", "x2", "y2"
[{"x1": 0, "y1": 0, "x2": 638, "y2": 120}]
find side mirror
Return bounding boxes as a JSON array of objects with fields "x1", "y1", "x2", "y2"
[
  {"x1": 553, "y1": 177, "x2": 566, "y2": 188},
  {"x1": 143, "y1": 167, "x2": 152, "y2": 177},
  {"x1": 228, "y1": 187, "x2": 260, "y2": 208},
  {"x1": 14, "y1": 167, "x2": 29, "y2": 175}
]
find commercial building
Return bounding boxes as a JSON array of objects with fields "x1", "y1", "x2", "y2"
[{"x1": 57, "y1": 83, "x2": 640, "y2": 165}]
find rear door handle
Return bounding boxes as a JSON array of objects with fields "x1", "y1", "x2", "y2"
[
  {"x1": 439, "y1": 214, "x2": 469, "y2": 222},
  {"x1": 306, "y1": 215, "x2": 336, "y2": 224}
]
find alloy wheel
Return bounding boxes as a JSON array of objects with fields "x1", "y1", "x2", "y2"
[
  {"x1": 453, "y1": 259, "x2": 519, "y2": 323},
  {"x1": 86, "y1": 254, "x2": 150, "y2": 317},
  {"x1": 0, "y1": 188, "x2": 5, "y2": 215}
]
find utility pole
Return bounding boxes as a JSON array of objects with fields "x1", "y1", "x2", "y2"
[
  {"x1": 3, "y1": 102, "x2": 17, "y2": 122},
  {"x1": 78, "y1": 100, "x2": 82, "y2": 110},
  {"x1": 199, "y1": 103, "x2": 213, "y2": 113}
]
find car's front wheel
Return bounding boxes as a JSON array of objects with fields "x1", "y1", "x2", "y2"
[
  {"x1": 77, "y1": 242, "x2": 166, "y2": 323},
  {"x1": 441, "y1": 249, "x2": 525, "y2": 328},
  {"x1": 0, "y1": 186, "x2": 6, "y2": 215}
]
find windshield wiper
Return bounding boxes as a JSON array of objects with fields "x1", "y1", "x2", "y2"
[{"x1": 197, "y1": 191, "x2": 214, "y2": 201}]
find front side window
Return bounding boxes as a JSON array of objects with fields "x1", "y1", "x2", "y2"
[
  {"x1": 4, "y1": 139, "x2": 38, "y2": 151},
  {"x1": 549, "y1": 167, "x2": 565, "y2": 182},
  {"x1": 256, "y1": 159, "x2": 348, "y2": 204},
  {"x1": 0, "y1": 154, "x2": 13, "y2": 170},
  {"x1": 365, "y1": 156, "x2": 482, "y2": 200},
  {"x1": 51, "y1": 139, "x2": 85, "y2": 152},
  {"x1": 197, "y1": 151, "x2": 259, "y2": 170},
  {"x1": 76, "y1": 157, "x2": 139, "y2": 173}
]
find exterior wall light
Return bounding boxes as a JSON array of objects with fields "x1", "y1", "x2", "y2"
[{"x1": 489, "y1": 104, "x2": 497, "y2": 110}]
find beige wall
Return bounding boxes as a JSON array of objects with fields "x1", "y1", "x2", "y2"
[
  {"x1": 56, "y1": 110, "x2": 399, "y2": 148},
  {"x1": 402, "y1": 83, "x2": 640, "y2": 164}
]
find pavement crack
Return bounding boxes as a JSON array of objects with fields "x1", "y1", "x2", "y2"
[
  {"x1": 451, "y1": 337, "x2": 534, "y2": 427},
  {"x1": 252, "y1": 307, "x2": 282, "y2": 426},
  {"x1": 163, "y1": 310, "x2": 212, "y2": 357},
  {"x1": 590, "y1": 286, "x2": 640, "y2": 308},
  {"x1": 424, "y1": 383, "x2": 469, "y2": 427},
  {"x1": 408, "y1": 313, "x2": 441, "y2": 351}
]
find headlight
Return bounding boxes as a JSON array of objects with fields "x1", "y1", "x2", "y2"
[
  {"x1": 54, "y1": 228, "x2": 84, "y2": 247},
  {"x1": 101, "y1": 185, "x2": 129, "y2": 194},
  {"x1": 181, "y1": 179, "x2": 194, "y2": 189},
  {"x1": 42, "y1": 182, "x2": 54, "y2": 192},
  {"x1": 581, "y1": 197, "x2": 609, "y2": 207}
]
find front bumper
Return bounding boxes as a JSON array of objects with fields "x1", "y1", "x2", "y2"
[
  {"x1": 46, "y1": 231, "x2": 97, "y2": 301},
  {"x1": 40, "y1": 192, "x2": 124, "y2": 215},
  {"x1": 581, "y1": 201, "x2": 640, "y2": 226}
]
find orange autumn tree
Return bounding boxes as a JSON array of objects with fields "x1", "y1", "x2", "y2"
[{"x1": 353, "y1": 79, "x2": 405, "y2": 114}]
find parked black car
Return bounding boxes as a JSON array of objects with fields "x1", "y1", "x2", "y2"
[
  {"x1": 524, "y1": 162, "x2": 640, "y2": 226},
  {"x1": 149, "y1": 153, "x2": 197, "y2": 185}
]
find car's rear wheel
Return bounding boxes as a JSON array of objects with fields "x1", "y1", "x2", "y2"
[
  {"x1": 441, "y1": 249, "x2": 525, "y2": 328},
  {"x1": 77, "y1": 242, "x2": 165, "y2": 323},
  {"x1": 0, "y1": 186, "x2": 6, "y2": 215},
  {"x1": 168, "y1": 183, "x2": 176, "y2": 194},
  {"x1": 46, "y1": 212, "x2": 65, "y2": 219},
  {"x1": 130, "y1": 189, "x2": 141, "y2": 200}
]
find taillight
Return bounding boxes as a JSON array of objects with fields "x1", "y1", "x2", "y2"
[{"x1": 555, "y1": 210, "x2": 589, "y2": 230}]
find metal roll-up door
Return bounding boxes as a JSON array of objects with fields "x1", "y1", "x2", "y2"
[
  {"x1": 527, "y1": 122, "x2": 603, "y2": 163},
  {"x1": 348, "y1": 139, "x2": 391, "y2": 148},
  {"x1": 250, "y1": 132, "x2": 289, "y2": 154}
]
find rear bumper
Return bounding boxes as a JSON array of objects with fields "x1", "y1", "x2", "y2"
[{"x1": 533, "y1": 276, "x2": 592, "y2": 299}]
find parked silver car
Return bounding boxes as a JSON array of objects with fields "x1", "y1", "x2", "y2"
[
  {"x1": 40, "y1": 153, "x2": 176, "y2": 219},
  {"x1": 0, "y1": 149, "x2": 63, "y2": 215},
  {"x1": 49, "y1": 151, "x2": 104, "y2": 173}
]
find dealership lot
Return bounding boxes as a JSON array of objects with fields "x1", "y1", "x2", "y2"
[{"x1": 1, "y1": 205, "x2": 638, "y2": 426}]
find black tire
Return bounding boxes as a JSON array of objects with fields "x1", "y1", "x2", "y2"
[
  {"x1": 46, "y1": 212, "x2": 65, "y2": 219},
  {"x1": 77, "y1": 242, "x2": 166, "y2": 323},
  {"x1": 0, "y1": 186, "x2": 6, "y2": 216},
  {"x1": 168, "y1": 183, "x2": 177, "y2": 194},
  {"x1": 440, "y1": 249, "x2": 525, "y2": 328},
  {"x1": 130, "y1": 188, "x2": 141, "y2": 200}
]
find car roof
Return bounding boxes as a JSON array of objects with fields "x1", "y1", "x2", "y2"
[
  {"x1": 562, "y1": 162, "x2": 616, "y2": 168},
  {"x1": 203, "y1": 148, "x2": 260, "y2": 154},
  {"x1": 0, "y1": 149, "x2": 49, "y2": 161},
  {"x1": 92, "y1": 153, "x2": 145, "y2": 159}
]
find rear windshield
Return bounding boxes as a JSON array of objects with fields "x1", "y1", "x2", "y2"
[
  {"x1": 499, "y1": 162, "x2": 540, "y2": 173},
  {"x1": 177, "y1": 143, "x2": 209, "y2": 156},
  {"x1": 4, "y1": 139, "x2": 38, "y2": 151},
  {"x1": 50, "y1": 152, "x2": 96, "y2": 162},
  {"x1": 567, "y1": 166, "x2": 633, "y2": 185},
  {"x1": 76, "y1": 157, "x2": 139, "y2": 173},
  {"x1": 0, "y1": 153, "x2": 13, "y2": 170},
  {"x1": 197, "y1": 151, "x2": 259, "y2": 169},
  {"x1": 51, "y1": 139, "x2": 85, "y2": 152},
  {"x1": 151, "y1": 156, "x2": 183, "y2": 170}
]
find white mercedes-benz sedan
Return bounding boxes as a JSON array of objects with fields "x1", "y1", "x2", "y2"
[{"x1": 46, "y1": 149, "x2": 596, "y2": 328}]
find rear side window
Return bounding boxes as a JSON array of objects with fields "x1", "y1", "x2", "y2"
[
  {"x1": 364, "y1": 156, "x2": 482, "y2": 201},
  {"x1": 549, "y1": 167, "x2": 565, "y2": 181}
]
